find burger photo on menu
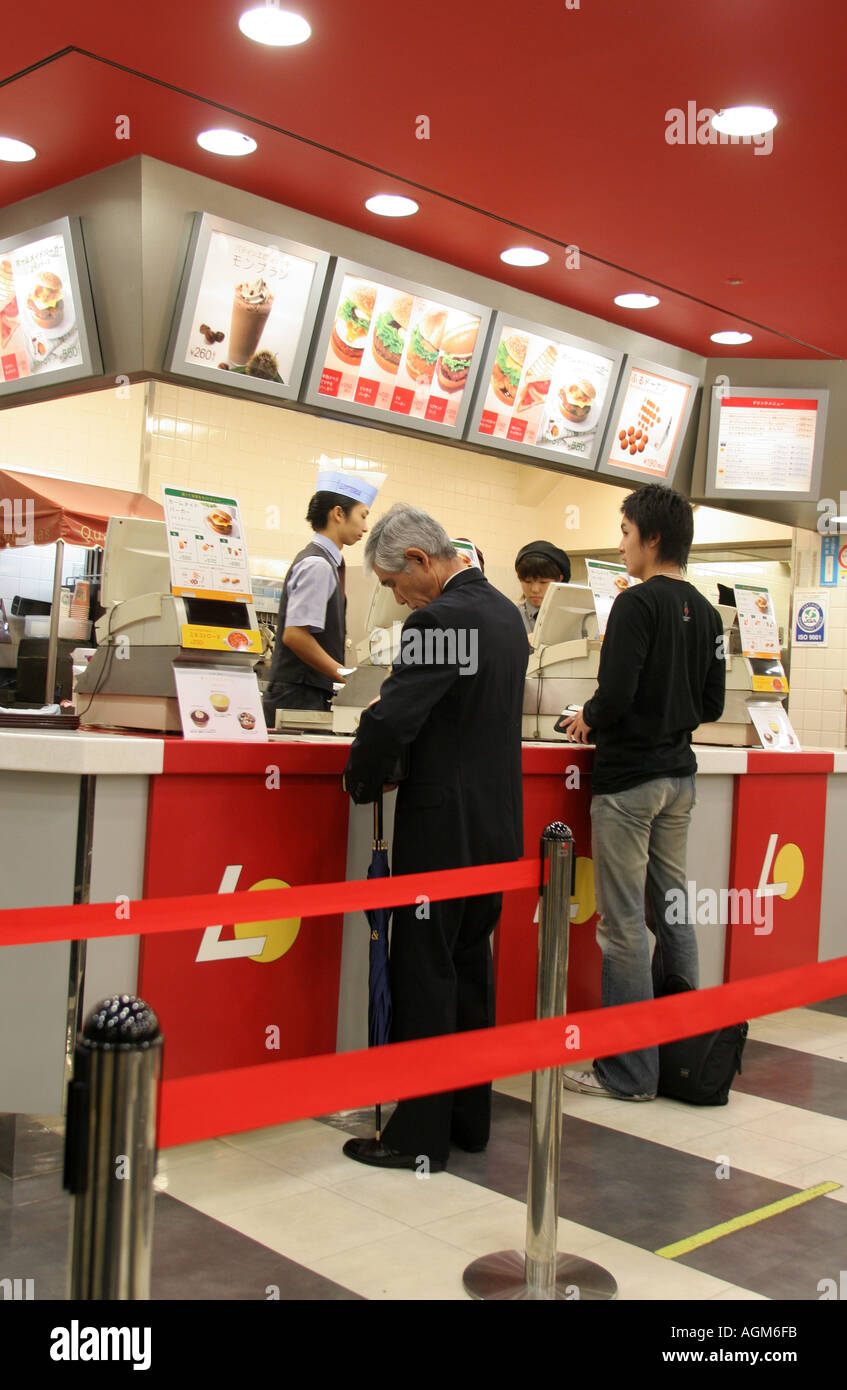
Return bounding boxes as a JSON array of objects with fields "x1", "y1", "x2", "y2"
[
  {"x1": 490, "y1": 332, "x2": 529, "y2": 408},
  {"x1": 559, "y1": 379, "x2": 596, "y2": 424},
  {"x1": 26, "y1": 271, "x2": 64, "y2": 331},
  {"x1": 330, "y1": 282, "x2": 376, "y2": 366},
  {"x1": 435, "y1": 316, "x2": 480, "y2": 394},
  {"x1": 404, "y1": 306, "x2": 448, "y2": 384},
  {"x1": 371, "y1": 293, "x2": 413, "y2": 375}
]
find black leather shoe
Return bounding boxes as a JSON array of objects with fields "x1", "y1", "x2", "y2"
[{"x1": 342, "y1": 1137, "x2": 445, "y2": 1172}]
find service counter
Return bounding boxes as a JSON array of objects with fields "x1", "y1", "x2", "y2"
[{"x1": 1, "y1": 730, "x2": 846, "y2": 1117}]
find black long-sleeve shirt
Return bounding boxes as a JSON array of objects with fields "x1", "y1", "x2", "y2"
[{"x1": 582, "y1": 576, "x2": 726, "y2": 795}]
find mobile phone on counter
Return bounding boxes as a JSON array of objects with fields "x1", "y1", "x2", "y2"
[{"x1": 553, "y1": 706, "x2": 582, "y2": 735}]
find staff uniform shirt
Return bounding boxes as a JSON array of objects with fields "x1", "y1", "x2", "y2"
[
  {"x1": 284, "y1": 534, "x2": 342, "y2": 631},
  {"x1": 517, "y1": 596, "x2": 540, "y2": 634}
]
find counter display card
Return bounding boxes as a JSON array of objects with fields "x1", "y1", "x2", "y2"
[
  {"x1": 452, "y1": 538, "x2": 482, "y2": 570},
  {"x1": 0, "y1": 217, "x2": 102, "y2": 399},
  {"x1": 165, "y1": 213, "x2": 331, "y2": 402},
  {"x1": 302, "y1": 259, "x2": 491, "y2": 441},
  {"x1": 705, "y1": 387, "x2": 828, "y2": 503},
  {"x1": 163, "y1": 486, "x2": 253, "y2": 603},
  {"x1": 597, "y1": 358, "x2": 699, "y2": 487},
  {"x1": 466, "y1": 314, "x2": 623, "y2": 469},
  {"x1": 174, "y1": 665, "x2": 267, "y2": 742},
  {"x1": 585, "y1": 558, "x2": 635, "y2": 636},
  {"x1": 748, "y1": 701, "x2": 801, "y2": 752},
  {"x1": 735, "y1": 583, "x2": 788, "y2": 694}
]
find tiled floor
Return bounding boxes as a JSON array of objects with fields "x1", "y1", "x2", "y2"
[{"x1": 2, "y1": 999, "x2": 846, "y2": 1300}]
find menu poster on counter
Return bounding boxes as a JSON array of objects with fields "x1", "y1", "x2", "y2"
[
  {"x1": 0, "y1": 217, "x2": 102, "y2": 399},
  {"x1": 705, "y1": 387, "x2": 828, "y2": 504},
  {"x1": 585, "y1": 558, "x2": 635, "y2": 636},
  {"x1": 165, "y1": 213, "x2": 331, "y2": 403},
  {"x1": 748, "y1": 701, "x2": 801, "y2": 752},
  {"x1": 303, "y1": 259, "x2": 491, "y2": 441},
  {"x1": 735, "y1": 583, "x2": 789, "y2": 693},
  {"x1": 163, "y1": 487, "x2": 253, "y2": 603},
  {"x1": 467, "y1": 314, "x2": 623, "y2": 470},
  {"x1": 174, "y1": 665, "x2": 267, "y2": 742},
  {"x1": 597, "y1": 358, "x2": 699, "y2": 487}
]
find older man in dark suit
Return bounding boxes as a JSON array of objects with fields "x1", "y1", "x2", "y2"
[{"x1": 343, "y1": 503, "x2": 528, "y2": 1172}]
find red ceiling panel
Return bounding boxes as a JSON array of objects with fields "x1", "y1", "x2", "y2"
[{"x1": 1, "y1": 1, "x2": 844, "y2": 359}]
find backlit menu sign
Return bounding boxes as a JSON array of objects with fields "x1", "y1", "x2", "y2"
[
  {"x1": 0, "y1": 217, "x2": 102, "y2": 399},
  {"x1": 165, "y1": 213, "x2": 331, "y2": 402},
  {"x1": 302, "y1": 259, "x2": 491, "y2": 440},
  {"x1": 597, "y1": 358, "x2": 700, "y2": 487},
  {"x1": 705, "y1": 387, "x2": 828, "y2": 503},
  {"x1": 465, "y1": 314, "x2": 623, "y2": 470}
]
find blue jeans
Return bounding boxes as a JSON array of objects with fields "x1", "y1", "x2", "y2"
[{"x1": 590, "y1": 775, "x2": 698, "y2": 1097}]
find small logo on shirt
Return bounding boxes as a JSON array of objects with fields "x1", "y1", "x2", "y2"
[{"x1": 682, "y1": 601, "x2": 691, "y2": 622}]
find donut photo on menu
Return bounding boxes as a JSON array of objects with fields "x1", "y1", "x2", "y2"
[
  {"x1": 190, "y1": 708, "x2": 210, "y2": 727},
  {"x1": 238, "y1": 712, "x2": 257, "y2": 730}
]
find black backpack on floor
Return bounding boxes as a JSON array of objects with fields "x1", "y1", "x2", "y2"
[{"x1": 657, "y1": 976, "x2": 748, "y2": 1106}]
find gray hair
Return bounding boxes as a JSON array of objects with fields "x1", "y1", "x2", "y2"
[{"x1": 364, "y1": 503, "x2": 457, "y2": 575}]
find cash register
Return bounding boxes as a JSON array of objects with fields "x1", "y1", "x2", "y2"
[
  {"x1": 523, "y1": 583, "x2": 600, "y2": 740},
  {"x1": 77, "y1": 516, "x2": 260, "y2": 732}
]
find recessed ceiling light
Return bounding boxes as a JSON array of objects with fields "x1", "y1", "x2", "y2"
[
  {"x1": 500, "y1": 247, "x2": 549, "y2": 267},
  {"x1": 238, "y1": 7, "x2": 311, "y2": 45},
  {"x1": 0, "y1": 137, "x2": 36, "y2": 162},
  {"x1": 712, "y1": 106, "x2": 777, "y2": 137},
  {"x1": 365, "y1": 194, "x2": 419, "y2": 218},
  {"x1": 711, "y1": 331, "x2": 753, "y2": 345},
  {"x1": 614, "y1": 293, "x2": 660, "y2": 309},
  {"x1": 196, "y1": 129, "x2": 257, "y2": 157}
]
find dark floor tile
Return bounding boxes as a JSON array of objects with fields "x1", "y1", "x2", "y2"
[
  {"x1": 150, "y1": 1194, "x2": 362, "y2": 1301},
  {"x1": 0, "y1": 1187, "x2": 361, "y2": 1301},
  {"x1": 735, "y1": 1041, "x2": 847, "y2": 1119},
  {"x1": 805, "y1": 994, "x2": 847, "y2": 1018}
]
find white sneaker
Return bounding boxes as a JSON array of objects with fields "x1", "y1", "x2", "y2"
[{"x1": 562, "y1": 1069, "x2": 654, "y2": 1101}]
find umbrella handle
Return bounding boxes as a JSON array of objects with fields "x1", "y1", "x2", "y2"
[{"x1": 373, "y1": 791, "x2": 384, "y2": 847}]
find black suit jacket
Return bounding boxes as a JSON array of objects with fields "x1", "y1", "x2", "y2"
[{"x1": 344, "y1": 568, "x2": 528, "y2": 876}]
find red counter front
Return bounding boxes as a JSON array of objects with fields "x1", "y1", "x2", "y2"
[{"x1": 139, "y1": 741, "x2": 350, "y2": 1081}]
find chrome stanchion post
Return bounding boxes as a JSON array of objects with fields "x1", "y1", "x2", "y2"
[
  {"x1": 463, "y1": 823, "x2": 617, "y2": 1301},
  {"x1": 64, "y1": 996, "x2": 162, "y2": 1300}
]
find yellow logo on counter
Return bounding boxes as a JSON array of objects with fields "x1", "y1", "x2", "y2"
[
  {"x1": 233, "y1": 878, "x2": 302, "y2": 963},
  {"x1": 181, "y1": 623, "x2": 262, "y2": 654}
]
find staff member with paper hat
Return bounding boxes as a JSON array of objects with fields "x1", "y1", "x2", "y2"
[{"x1": 263, "y1": 458, "x2": 385, "y2": 727}]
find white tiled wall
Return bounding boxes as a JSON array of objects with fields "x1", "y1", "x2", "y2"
[
  {"x1": 787, "y1": 530, "x2": 846, "y2": 749},
  {"x1": 0, "y1": 382, "x2": 146, "y2": 608}
]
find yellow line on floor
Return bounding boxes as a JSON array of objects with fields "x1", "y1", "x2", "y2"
[{"x1": 655, "y1": 1181, "x2": 842, "y2": 1259}]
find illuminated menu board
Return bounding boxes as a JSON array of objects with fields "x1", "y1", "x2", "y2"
[
  {"x1": 465, "y1": 313, "x2": 624, "y2": 469},
  {"x1": 597, "y1": 358, "x2": 700, "y2": 487},
  {"x1": 705, "y1": 387, "x2": 829, "y2": 502},
  {"x1": 302, "y1": 259, "x2": 491, "y2": 440},
  {"x1": 0, "y1": 217, "x2": 102, "y2": 398},
  {"x1": 165, "y1": 213, "x2": 331, "y2": 402}
]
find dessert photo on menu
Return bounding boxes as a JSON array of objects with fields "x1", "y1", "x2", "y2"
[{"x1": 185, "y1": 229, "x2": 320, "y2": 386}]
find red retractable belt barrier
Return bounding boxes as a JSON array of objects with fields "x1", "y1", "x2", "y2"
[
  {"x1": 0, "y1": 859, "x2": 541, "y2": 947},
  {"x1": 158, "y1": 955, "x2": 847, "y2": 1148}
]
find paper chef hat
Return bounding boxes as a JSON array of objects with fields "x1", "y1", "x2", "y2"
[{"x1": 315, "y1": 455, "x2": 386, "y2": 508}]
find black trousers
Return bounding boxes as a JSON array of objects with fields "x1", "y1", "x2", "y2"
[
  {"x1": 263, "y1": 680, "x2": 331, "y2": 727},
  {"x1": 380, "y1": 890, "x2": 502, "y2": 1166}
]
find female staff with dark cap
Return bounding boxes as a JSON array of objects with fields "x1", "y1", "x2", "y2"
[{"x1": 514, "y1": 540, "x2": 571, "y2": 637}]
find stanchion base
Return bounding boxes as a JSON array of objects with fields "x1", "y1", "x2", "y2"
[{"x1": 463, "y1": 1250, "x2": 618, "y2": 1301}]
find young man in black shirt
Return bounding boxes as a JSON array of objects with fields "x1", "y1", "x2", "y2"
[{"x1": 559, "y1": 485, "x2": 725, "y2": 1100}]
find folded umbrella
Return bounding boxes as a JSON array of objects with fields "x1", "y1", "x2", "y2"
[{"x1": 366, "y1": 792, "x2": 392, "y2": 1140}]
